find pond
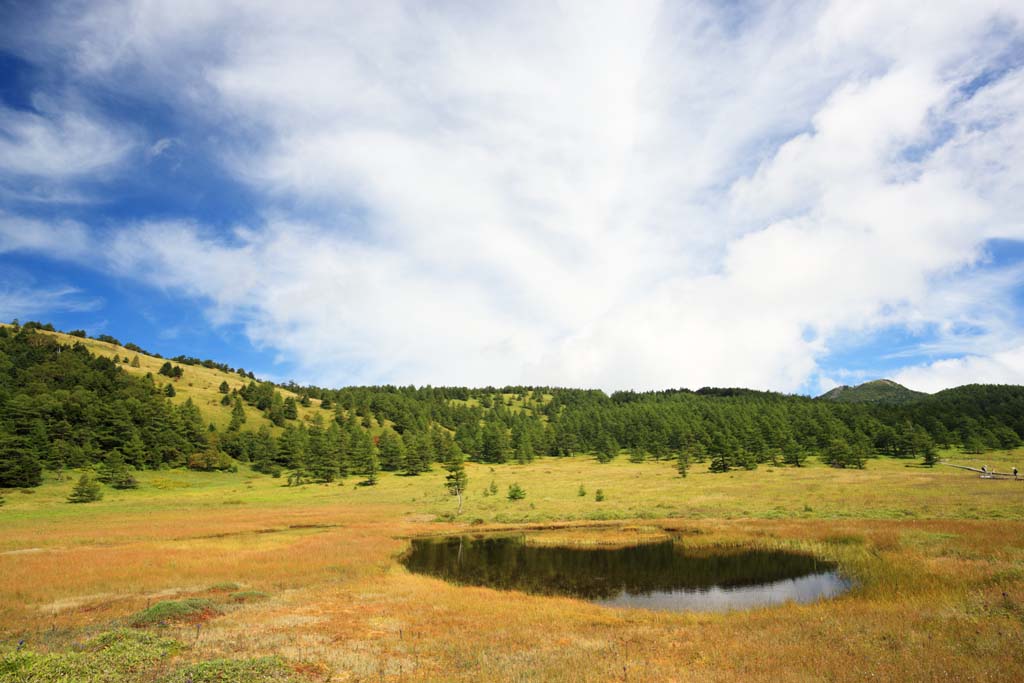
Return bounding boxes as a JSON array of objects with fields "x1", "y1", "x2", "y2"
[{"x1": 402, "y1": 534, "x2": 850, "y2": 613}]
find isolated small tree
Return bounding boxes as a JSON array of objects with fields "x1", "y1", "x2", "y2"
[
  {"x1": 164, "y1": 383, "x2": 176, "y2": 398},
  {"x1": 218, "y1": 381, "x2": 230, "y2": 394},
  {"x1": 577, "y1": 483, "x2": 586, "y2": 497},
  {"x1": 67, "y1": 473, "x2": 103, "y2": 503},
  {"x1": 130, "y1": 355, "x2": 141, "y2": 368},
  {"x1": 507, "y1": 482, "x2": 526, "y2": 501},
  {"x1": 444, "y1": 452, "x2": 468, "y2": 514},
  {"x1": 594, "y1": 489, "x2": 605, "y2": 502}
]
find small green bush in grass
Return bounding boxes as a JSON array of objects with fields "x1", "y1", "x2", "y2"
[{"x1": 129, "y1": 599, "x2": 219, "y2": 627}]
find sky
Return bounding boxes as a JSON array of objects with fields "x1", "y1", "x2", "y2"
[{"x1": 1, "y1": 1, "x2": 1023, "y2": 395}]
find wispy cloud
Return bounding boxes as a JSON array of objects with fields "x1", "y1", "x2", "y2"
[{"x1": 3, "y1": 1, "x2": 1024, "y2": 391}]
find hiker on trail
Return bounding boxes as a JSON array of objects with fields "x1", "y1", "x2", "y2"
[{"x1": 1014, "y1": 467, "x2": 1019, "y2": 478}]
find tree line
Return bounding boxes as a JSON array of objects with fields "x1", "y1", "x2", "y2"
[{"x1": 1, "y1": 323, "x2": 1022, "y2": 491}]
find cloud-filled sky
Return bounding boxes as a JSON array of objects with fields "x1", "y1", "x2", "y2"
[{"x1": 2, "y1": 0, "x2": 1023, "y2": 394}]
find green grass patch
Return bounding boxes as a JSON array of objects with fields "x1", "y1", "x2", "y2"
[
  {"x1": 0, "y1": 629, "x2": 181, "y2": 682},
  {"x1": 129, "y1": 599, "x2": 220, "y2": 627},
  {"x1": 207, "y1": 582, "x2": 241, "y2": 592},
  {"x1": 228, "y1": 590, "x2": 270, "y2": 603},
  {"x1": 162, "y1": 656, "x2": 298, "y2": 682}
]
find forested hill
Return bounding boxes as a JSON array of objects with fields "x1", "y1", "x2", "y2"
[
  {"x1": 1, "y1": 321, "x2": 1023, "y2": 489},
  {"x1": 818, "y1": 379, "x2": 928, "y2": 405}
]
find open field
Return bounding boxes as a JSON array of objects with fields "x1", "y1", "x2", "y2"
[{"x1": 2, "y1": 451, "x2": 1024, "y2": 681}]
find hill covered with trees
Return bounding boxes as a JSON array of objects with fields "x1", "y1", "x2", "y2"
[
  {"x1": 1, "y1": 321, "x2": 1022, "y2": 491},
  {"x1": 818, "y1": 379, "x2": 928, "y2": 405}
]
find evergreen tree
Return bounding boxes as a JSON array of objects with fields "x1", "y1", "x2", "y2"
[
  {"x1": 677, "y1": 450, "x2": 689, "y2": 478},
  {"x1": 444, "y1": 451, "x2": 468, "y2": 514},
  {"x1": 97, "y1": 449, "x2": 138, "y2": 489},
  {"x1": 480, "y1": 422, "x2": 510, "y2": 463},
  {"x1": 228, "y1": 398, "x2": 247, "y2": 431},
  {"x1": 402, "y1": 431, "x2": 431, "y2": 475},
  {"x1": 708, "y1": 432, "x2": 734, "y2": 473},
  {"x1": 164, "y1": 383, "x2": 176, "y2": 397},
  {"x1": 218, "y1": 380, "x2": 230, "y2": 394},
  {"x1": 130, "y1": 355, "x2": 141, "y2": 368},
  {"x1": 377, "y1": 429, "x2": 405, "y2": 471},
  {"x1": 307, "y1": 416, "x2": 337, "y2": 483},
  {"x1": 514, "y1": 431, "x2": 534, "y2": 464},
  {"x1": 67, "y1": 473, "x2": 103, "y2": 503},
  {"x1": 596, "y1": 434, "x2": 619, "y2": 463},
  {"x1": 283, "y1": 396, "x2": 298, "y2": 420}
]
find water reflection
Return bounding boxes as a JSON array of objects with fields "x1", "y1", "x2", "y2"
[{"x1": 402, "y1": 534, "x2": 850, "y2": 613}]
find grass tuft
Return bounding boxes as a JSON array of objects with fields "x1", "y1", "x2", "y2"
[
  {"x1": 228, "y1": 590, "x2": 270, "y2": 603},
  {"x1": 129, "y1": 599, "x2": 220, "y2": 627}
]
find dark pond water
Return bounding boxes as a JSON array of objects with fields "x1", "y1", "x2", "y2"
[{"x1": 402, "y1": 535, "x2": 850, "y2": 613}]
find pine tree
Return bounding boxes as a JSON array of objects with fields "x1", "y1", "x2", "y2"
[
  {"x1": 97, "y1": 449, "x2": 138, "y2": 489},
  {"x1": 307, "y1": 416, "x2": 338, "y2": 483},
  {"x1": 596, "y1": 434, "x2": 619, "y2": 463},
  {"x1": 283, "y1": 397, "x2": 298, "y2": 420},
  {"x1": 444, "y1": 452, "x2": 468, "y2": 514},
  {"x1": 130, "y1": 355, "x2": 141, "y2": 368},
  {"x1": 67, "y1": 473, "x2": 103, "y2": 503},
  {"x1": 377, "y1": 430, "x2": 406, "y2": 471},
  {"x1": 165, "y1": 383, "x2": 176, "y2": 397},
  {"x1": 402, "y1": 431, "x2": 430, "y2": 475},
  {"x1": 514, "y1": 432, "x2": 534, "y2": 464},
  {"x1": 677, "y1": 450, "x2": 689, "y2": 478},
  {"x1": 228, "y1": 398, "x2": 247, "y2": 431},
  {"x1": 218, "y1": 380, "x2": 230, "y2": 394}
]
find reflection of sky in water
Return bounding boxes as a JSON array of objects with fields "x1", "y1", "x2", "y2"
[{"x1": 595, "y1": 571, "x2": 851, "y2": 613}]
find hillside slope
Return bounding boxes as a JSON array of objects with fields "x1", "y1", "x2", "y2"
[
  {"x1": 29, "y1": 328, "x2": 326, "y2": 432},
  {"x1": 818, "y1": 379, "x2": 927, "y2": 405}
]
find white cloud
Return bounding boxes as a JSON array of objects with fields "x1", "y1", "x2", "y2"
[
  {"x1": 0, "y1": 283, "x2": 101, "y2": 320},
  {"x1": 0, "y1": 99, "x2": 134, "y2": 179},
  {"x1": 7, "y1": 1, "x2": 1024, "y2": 390},
  {"x1": 0, "y1": 212, "x2": 91, "y2": 261},
  {"x1": 894, "y1": 346, "x2": 1024, "y2": 394}
]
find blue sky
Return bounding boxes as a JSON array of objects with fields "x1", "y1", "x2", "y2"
[{"x1": 2, "y1": 1, "x2": 1024, "y2": 394}]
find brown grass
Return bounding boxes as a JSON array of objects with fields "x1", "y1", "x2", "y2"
[{"x1": 2, "y1": 455, "x2": 1024, "y2": 680}]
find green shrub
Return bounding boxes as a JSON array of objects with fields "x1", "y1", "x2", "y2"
[
  {"x1": 577, "y1": 484, "x2": 586, "y2": 497},
  {"x1": 507, "y1": 483, "x2": 526, "y2": 501},
  {"x1": 595, "y1": 489, "x2": 605, "y2": 502},
  {"x1": 129, "y1": 599, "x2": 220, "y2": 627},
  {"x1": 67, "y1": 473, "x2": 103, "y2": 503}
]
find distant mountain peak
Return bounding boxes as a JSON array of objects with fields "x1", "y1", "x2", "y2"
[{"x1": 817, "y1": 379, "x2": 927, "y2": 405}]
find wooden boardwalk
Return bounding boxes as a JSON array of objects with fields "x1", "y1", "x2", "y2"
[{"x1": 941, "y1": 462, "x2": 1021, "y2": 480}]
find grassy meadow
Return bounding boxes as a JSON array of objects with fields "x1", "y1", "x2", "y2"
[{"x1": 2, "y1": 449, "x2": 1024, "y2": 681}]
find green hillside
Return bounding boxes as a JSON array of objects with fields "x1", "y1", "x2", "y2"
[
  {"x1": 818, "y1": 379, "x2": 928, "y2": 405},
  {"x1": 26, "y1": 326, "x2": 328, "y2": 432}
]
